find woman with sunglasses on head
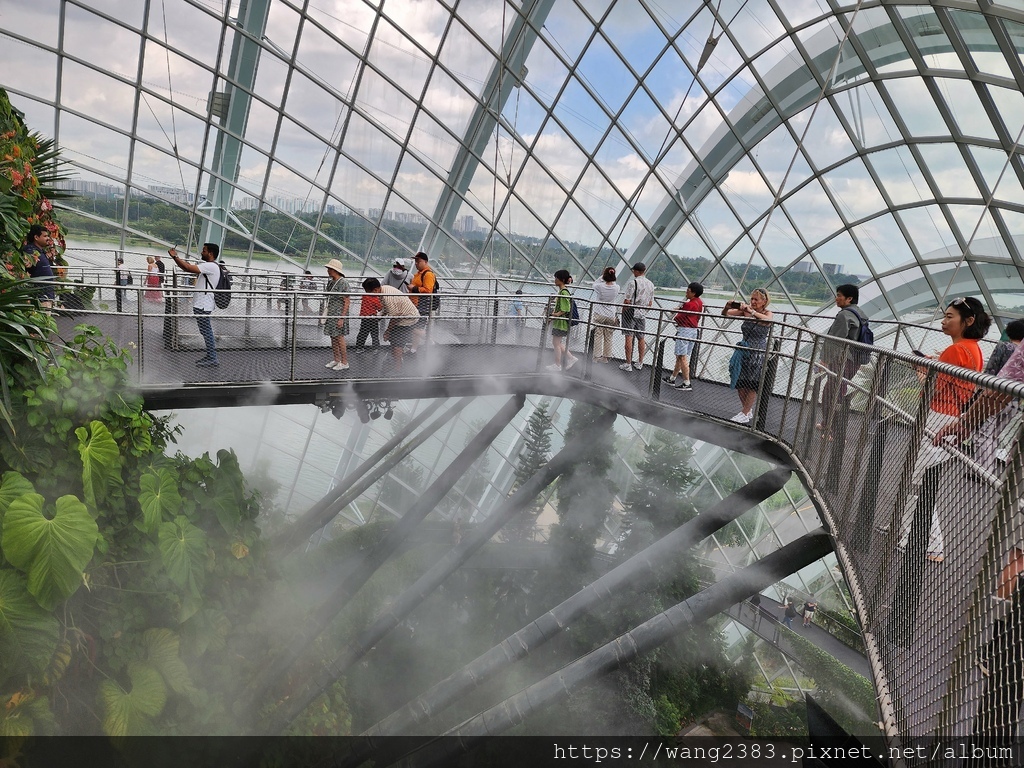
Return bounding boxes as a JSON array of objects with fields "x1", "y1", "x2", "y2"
[
  {"x1": 900, "y1": 296, "x2": 991, "y2": 563},
  {"x1": 722, "y1": 288, "x2": 773, "y2": 423}
]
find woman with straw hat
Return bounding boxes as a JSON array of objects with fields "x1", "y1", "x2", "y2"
[{"x1": 322, "y1": 259, "x2": 351, "y2": 371}]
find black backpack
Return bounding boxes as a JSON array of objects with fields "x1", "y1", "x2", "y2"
[
  {"x1": 569, "y1": 297, "x2": 580, "y2": 327},
  {"x1": 205, "y1": 264, "x2": 232, "y2": 309},
  {"x1": 430, "y1": 272, "x2": 441, "y2": 312},
  {"x1": 848, "y1": 306, "x2": 873, "y2": 365}
]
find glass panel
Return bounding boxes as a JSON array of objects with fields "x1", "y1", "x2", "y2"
[
  {"x1": 575, "y1": 164, "x2": 620, "y2": 229},
  {"x1": 251, "y1": 49, "x2": 289, "y2": 110},
  {"x1": 796, "y1": 100, "x2": 856, "y2": 172},
  {"x1": 264, "y1": 1, "x2": 300, "y2": 54},
  {"x1": 978, "y1": 262, "x2": 1024, "y2": 314},
  {"x1": 523, "y1": 38, "x2": 569, "y2": 109},
  {"x1": 821, "y1": 158, "x2": 888, "y2": 222},
  {"x1": 503, "y1": 87, "x2": 546, "y2": 142},
  {"x1": 756, "y1": 210, "x2": 808, "y2": 270},
  {"x1": 989, "y1": 85, "x2": 1024, "y2": 143},
  {"x1": 971, "y1": 146, "x2": 1024, "y2": 206},
  {"x1": 131, "y1": 142, "x2": 199, "y2": 198},
  {"x1": 883, "y1": 78, "x2": 948, "y2": 138},
  {"x1": 577, "y1": 32, "x2": 636, "y2": 114},
  {"x1": 0, "y1": 46, "x2": 57, "y2": 102},
  {"x1": 949, "y1": 204, "x2": 1001, "y2": 253},
  {"x1": 753, "y1": 122, "x2": 813, "y2": 194},
  {"x1": 695, "y1": 188, "x2": 743, "y2": 254},
  {"x1": 517, "y1": 154, "x2": 566, "y2": 230},
  {"x1": 2, "y1": 0, "x2": 59, "y2": 41},
  {"x1": 896, "y1": 206, "x2": 958, "y2": 260},
  {"x1": 720, "y1": 156, "x2": 773, "y2": 227},
  {"x1": 234, "y1": 145, "x2": 268, "y2": 198},
  {"x1": 750, "y1": 31, "x2": 798, "y2": 84},
  {"x1": 832, "y1": 83, "x2": 901, "y2": 149},
  {"x1": 393, "y1": 152, "x2": 442, "y2": 219},
  {"x1": 552, "y1": 200, "x2": 601, "y2": 274},
  {"x1": 136, "y1": 100, "x2": 206, "y2": 172},
  {"x1": 358, "y1": 67, "x2": 417, "y2": 141},
  {"x1": 294, "y1": 25, "x2": 360, "y2": 103},
  {"x1": 147, "y1": 0, "x2": 221, "y2": 66},
  {"x1": 601, "y1": 0, "x2": 661, "y2": 74},
  {"x1": 898, "y1": 6, "x2": 959, "y2": 70},
  {"x1": 271, "y1": 118, "x2": 333, "y2": 188},
  {"x1": 553, "y1": 77, "x2": 608, "y2": 156},
  {"x1": 916, "y1": 143, "x2": 976, "y2": 200},
  {"x1": 241, "y1": 98, "x2": 281, "y2": 154},
  {"x1": 367, "y1": 16, "x2": 429, "y2": 100},
  {"x1": 265, "y1": 160, "x2": 319, "y2": 207},
  {"x1": 60, "y1": 114, "x2": 132, "y2": 180},
  {"x1": 851, "y1": 213, "x2": 917, "y2": 274},
  {"x1": 142, "y1": 41, "x2": 214, "y2": 112},
  {"x1": 852, "y1": 7, "x2": 913, "y2": 77},
  {"x1": 531, "y1": 120, "x2": 587, "y2": 192},
  {"x1": 620, "y1": 86, "x2": 671, "y2": 163},
  {"x1": 935, "y1": 78, "x2": 998, "y2": 141},
  {"x1": 593, "y1": 125, "x2": 639, "y2": 200},
  {"x1": 665, "y1": 220, "x2": 716, "y2": 274},
  {"x1": 683, "y1": 99, "x2": 726, "y2": 159},
  {"x1": 342, "y1": 112, "x2": 401, "y2": 180},
  {"x1": 330, "y1": 153, "x2": 389, "y2": 217},
  {"x1": 407, "y1": 110, "x2": 457, "y2": 176},
  {"x1": 867, "y1": 146, "x2": 933, "y2": 207},
  {"x1": 812, "y1": 230, "x2": 871, "y2": 285},
  {"x1": 782, "y1": 178, "x2": 845, "y2": 247},
  {"x1": 284, "y1": 72, "x2": 344, "y2": 145},
  {"x1": 729, "y1": 0, "x2": 785, "y2": 59},
  {"x1": 654, "y1": 137, "x2": 695, "y2": 193},
  {"x1": 541, "y1": 0, "x2": 594, "y2": 65},
  {"x1": 59, "y1": 60, "x2": 137, "y2": 131},
  {"x1": 307, "y1": 0, "x2": 376, "y2": 54},
  {"x1": 778, "y1": 0, "x2": 828, "y2": 28},
  {"x1": 949, "y1": 9, "x2": 1014, "y2": 81},
  {"x1": 64, "y1": 4, "x2": 139, "y2": 78}
]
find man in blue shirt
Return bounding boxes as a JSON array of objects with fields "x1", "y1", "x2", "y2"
[{"x1": 23, "y1": 224, "x2": 56, "y2": 308}]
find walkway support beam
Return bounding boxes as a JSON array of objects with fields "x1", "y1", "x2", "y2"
[
  {"x1": 248, "y1": 394, "x2": 526, "y2": 717},
  {"x1": 273, "y1": 397, "x2": 473, "y2": 556}
]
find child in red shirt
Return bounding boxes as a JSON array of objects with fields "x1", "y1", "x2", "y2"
[{"x1": 662, "y1": 282, "x2": 704, "y2": 390}]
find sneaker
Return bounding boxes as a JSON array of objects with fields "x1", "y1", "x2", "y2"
[
  {"x1": 674, "y1": 380, "x2": 692, "y2": 390},
  {"x1": 565, "y1": 356, "x2": 578, "y2": 370},
  {"x1": 326, "y1": 360, "x2": 339, "y2": 368},
  {"x1": 546, "y1": 363, "x2": 561, "y2": 371},
  {"x1": 619, "y1": 362, "x2": 634, "y2": 371},
  {"x1": 196, "y1": 359, "x2": 219, "y2": 368},
  {"x1": 633, "y1": 362, "x2": 643, "y2": 371},
  {"x1": 729, "y1": 411, "x2": 751, "y2": 423},
  {"x1": 333, "y1": 362, "x2": 350, "y2": 371},
  {"x1": 663, "y1": 375, "x2": 676, "y2": 383}
]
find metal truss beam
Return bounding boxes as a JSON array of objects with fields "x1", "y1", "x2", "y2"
[{"x1": 249, "y1": 394, "x2": 525, "y2": 718}]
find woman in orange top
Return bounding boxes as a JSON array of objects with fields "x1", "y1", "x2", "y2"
[{"x1": 901, "y1": 296, "x2": 990, "y2": 561}]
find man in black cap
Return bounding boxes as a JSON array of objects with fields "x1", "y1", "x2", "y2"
[{"x1": 619, "y1": 262, "x2": 654, "y2": 371}]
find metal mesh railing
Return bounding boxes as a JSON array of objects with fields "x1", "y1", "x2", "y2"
[{"x1": 44, "y1": 276, "x2": 1024, "y2": 754}]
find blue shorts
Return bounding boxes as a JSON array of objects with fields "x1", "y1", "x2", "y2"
[{"x1": 674, "y1": 326, "x2": 697, "y2": 357}]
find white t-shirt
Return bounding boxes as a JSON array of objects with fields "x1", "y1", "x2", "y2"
[
  {"x1": 193, "y1": 260, "x2": 221, "y2": 312},
  {"x1": 591, "y1": 279, "x2": 620, "y2": 319}
]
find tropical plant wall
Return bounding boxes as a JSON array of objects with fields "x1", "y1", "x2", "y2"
[{"x1": 0, "y1": 89, "x2": 66, "y2": 280}]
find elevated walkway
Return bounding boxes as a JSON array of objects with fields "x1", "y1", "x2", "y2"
[{"x1": 51, "y1": 285, "x2": 1024, "y2": 754}]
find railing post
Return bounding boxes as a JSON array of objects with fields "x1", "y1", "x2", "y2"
[
  {"x1": 491, "y1": 295, "x2": 499, "y2": 345},
  {"x1": 752, "y1": 321, "x2": 776, "y2": 430},
  {"x1": 289, "y1": 291, "x2": 299, "y2": 381},
  {"x1": 648, "y1": 310, "x2": 666, "y2": 399},
  {"x1": 136, "y1": 282, "x2": 144, "y2": 378},
  {"x1": 245, "y1": 276, "x2": 253, "y2": 340},
  {"x1": 582, "y1": 301, "x2": 595, "y2": 380}
]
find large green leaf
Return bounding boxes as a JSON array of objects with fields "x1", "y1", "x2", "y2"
[
  {"x1": 0, "y1": 569, "x2": 59, "y2": 677},
  {"x1": 142, "y1": 628, "x2": 194, "y2": 695},
  {"x1": 75, "y1": 421, "x2": 121, "y2": 511},
  {"x1": 98, "y1": 662, "x2": 167, "y2": 736},
  {"x1": 138, "y1": 470, "x2": 181, "y2": 534},
  {"x1": 158, "y1": 516, "x2": 207, "y2": 594},
  {"x1": 205, "y1": 450, "x2": 246, "y2": 533},
  {"x1": 0, "y1": 471, "x2": 34, "y2": 517},
  {"x1": 2, "y1": 494, "x2": 99, "y2": 610}
]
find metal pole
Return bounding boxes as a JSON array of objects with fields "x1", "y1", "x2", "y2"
[{"x1": 288, "y1": 288, "x2": 299, "y2": 380}]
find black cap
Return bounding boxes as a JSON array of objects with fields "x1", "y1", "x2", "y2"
[{"x1": 631, "y1": 262, "x2": 646, "y2": 272}]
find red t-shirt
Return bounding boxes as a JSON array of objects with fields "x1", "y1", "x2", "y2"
[
  {"x1": 931, "y1": 339, "x2": 983, "y2": 416},
  {"x1": 674, "y1": 298, "x2": 704, "y2": 328},
  {"x1": 360, "y1": 294, "x2": 381, "y2": 316}
]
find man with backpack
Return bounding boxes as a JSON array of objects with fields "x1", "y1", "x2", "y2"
[
  {"x1": 408, "y1": 251, "x2": 438, "y2": 354},
  {"x1": 820, "y1": 283, "x2": 870, "y2": 430},
  {"x1": 168, "y1": 242, "x2": 222, "y2": 368}
]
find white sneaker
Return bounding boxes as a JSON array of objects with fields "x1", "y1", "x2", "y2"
[
  {"x1": 326, "y1": 360, "x2": 339, "y2": 369},
  {"x1": 633, "y1": 362, "x2": 642, "y2": 371},
  {"x1": 565, "y1": 356, "x2": 579, "y2": 370},
  {"x1": 332, "y1": 362, "x2": 350, "y2": 371},
  {"x1": 546, "y1": 363, "x2": 561, "y2": 371},
  {"x1": 619, "y1": 362, "x2": 634, "y2": 371},
  {"x1": 729, "y1": 411, "x2": 751, "y2": 423}
]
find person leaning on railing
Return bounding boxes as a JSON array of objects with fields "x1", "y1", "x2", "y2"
[{"x1": 900, "y1": 296, "x2": 991, "y2": 563}]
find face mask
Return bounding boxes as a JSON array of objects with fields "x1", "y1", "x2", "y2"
[{"x1": 392, "y1": 268, "x2": 405, "y2": 276}]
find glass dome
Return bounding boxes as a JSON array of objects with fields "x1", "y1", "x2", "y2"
[{"x1": 4, "y1": 0, "x2": 1023, "y2": 322}]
